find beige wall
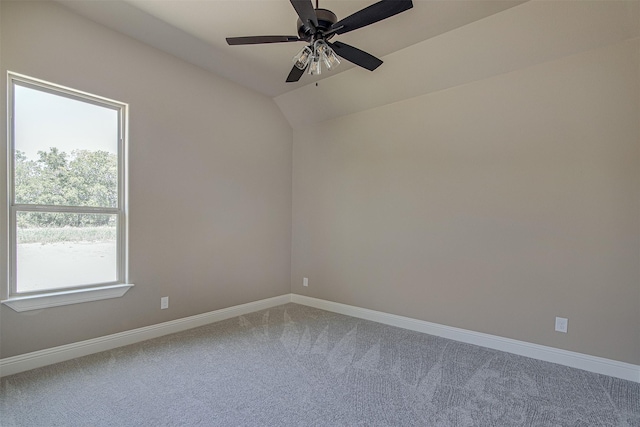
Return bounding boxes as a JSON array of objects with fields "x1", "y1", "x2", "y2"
[
  {"x1": 0, "y1": 1, "x2": 292, "y2": 358},
  {"x1": 292, "y1": 40, "x2": 640, "y2": 365}
]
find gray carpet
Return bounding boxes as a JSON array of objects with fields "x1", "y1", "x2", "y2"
[{"x1": 1, "y1": 303, "x2": 638, "y2": 426}]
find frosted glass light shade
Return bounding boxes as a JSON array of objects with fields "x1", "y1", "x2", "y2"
[
  {"x1": 308, "y1": 56, "x2": 322, "y2": 75},
  {"x1": 293, "y1": 46, "x2": 313, "y2": 70},
  {"x1": 323, "y1": 47, "x2": 341, "y2": 71}
]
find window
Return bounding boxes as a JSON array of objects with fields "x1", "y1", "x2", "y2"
[{"x1": 3, "y1": 73, "x2": 132, "y2": 311}]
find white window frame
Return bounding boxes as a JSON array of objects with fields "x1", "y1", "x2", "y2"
[{"x1": 2, "y1": 72, "x2": 133, "y2": 312}]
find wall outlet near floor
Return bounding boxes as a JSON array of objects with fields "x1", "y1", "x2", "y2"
[
  {"x1": 303, "y1": 277, "x2": 309, "y2": 287},
  {"x1": 555, "y1": 316, "x2": 568, "y2": 333},
  {"x1": 161, "y1": 296, "x2": 169, "y2": 310}
]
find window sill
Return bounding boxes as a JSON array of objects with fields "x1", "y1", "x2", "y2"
[{"x1": 1, "y1": 284, "x2": 134, "y2": 312}]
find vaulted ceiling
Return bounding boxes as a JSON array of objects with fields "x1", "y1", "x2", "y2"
[
  {"x1": 56, "y1": 0, "x2": 639, "y2": 128},
  {"x1": 56, "y1": 0, "x2": 526, "y2": 97}
]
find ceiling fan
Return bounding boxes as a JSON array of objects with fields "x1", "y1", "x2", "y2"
[{"x1": 226, "y1": 0, "x2": 413, "y2": 82}]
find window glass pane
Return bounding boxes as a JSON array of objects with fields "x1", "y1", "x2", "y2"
[
  {"x1": 14, "y1": 84, "x2": 119, "y2": 207},
  {"x1": 16, "y1": 212, "x2": 117, "y2": 293}
]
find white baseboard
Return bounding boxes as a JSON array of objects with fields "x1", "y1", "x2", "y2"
[
  {"x1": 0, "y1": 294, "x2": 291, "y2": 377},
  {"x1": 2, "y1": 293, "x2": 638, "y2": 383},
  {"x1": 291, "y1": 294, "x2": 640, "y2": 383}
]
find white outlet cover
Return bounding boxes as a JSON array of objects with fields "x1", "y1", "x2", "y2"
[
  {"x1": 161, "y1": 297, "x2": 169, "y2": 309},
  {"x1": 303, "y1": 277, "x2": 308, "y2": 287},
  {"x1": 555, "y1": 317, "x2": 568, "y2": 333}
]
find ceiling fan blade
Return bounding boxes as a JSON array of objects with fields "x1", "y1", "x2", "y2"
[
  {"x1": 286, "y1": 65, "x2": 306, "y2": 82},
  {"x1": 290, "y1": 0, "x2": 318, "y2": 29},
  {"x1": 329, "y1": 0, "x2": 413, "y2": 35},
  {"x1": 328, "y1": 41, "x2": 383, "y2": 71},
  {"x1": 226, "y1": 36, "x2": 301, "y2": 45}
]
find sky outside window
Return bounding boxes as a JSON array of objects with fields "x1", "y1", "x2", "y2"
[{"x1": 14, "y1": 84, "x2": 118, "y2": 160}]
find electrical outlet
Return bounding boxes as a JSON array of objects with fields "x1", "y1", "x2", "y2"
[
  {"x1": 555, "y1": 317, "x2": 568, "y2": 333},
  {"x1": 303, "y1": 277, "x2": 308, "y2": 287},
  {"x1": 161, "y1": 296, "x2": 169, "y2": 310}
]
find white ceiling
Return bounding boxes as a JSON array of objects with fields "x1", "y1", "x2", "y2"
[
  {"x1": 56, "y1": 0, "x2": 527, "y2": 97},
  {"x1": 55, "y1": 0, "x2": 639, "y2": 128},
  {"x1": 275, "y1": 0, "x2": 640, "y2": 127}
]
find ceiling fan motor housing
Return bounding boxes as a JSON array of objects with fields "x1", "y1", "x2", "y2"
[{"x1": 297, "y1": 9, "x2": 337, "y2": 41}]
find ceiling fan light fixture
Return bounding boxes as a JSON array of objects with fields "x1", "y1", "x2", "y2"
[
  {"x1": 293, "y1": 46, "x2": 313, "y2": 70},
  {"x1": 302, "y1": 39, "x2": 339, "y2": 75},
  {"x1": 227, "y1": 0, "x2": 414, "y2": 83}
]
